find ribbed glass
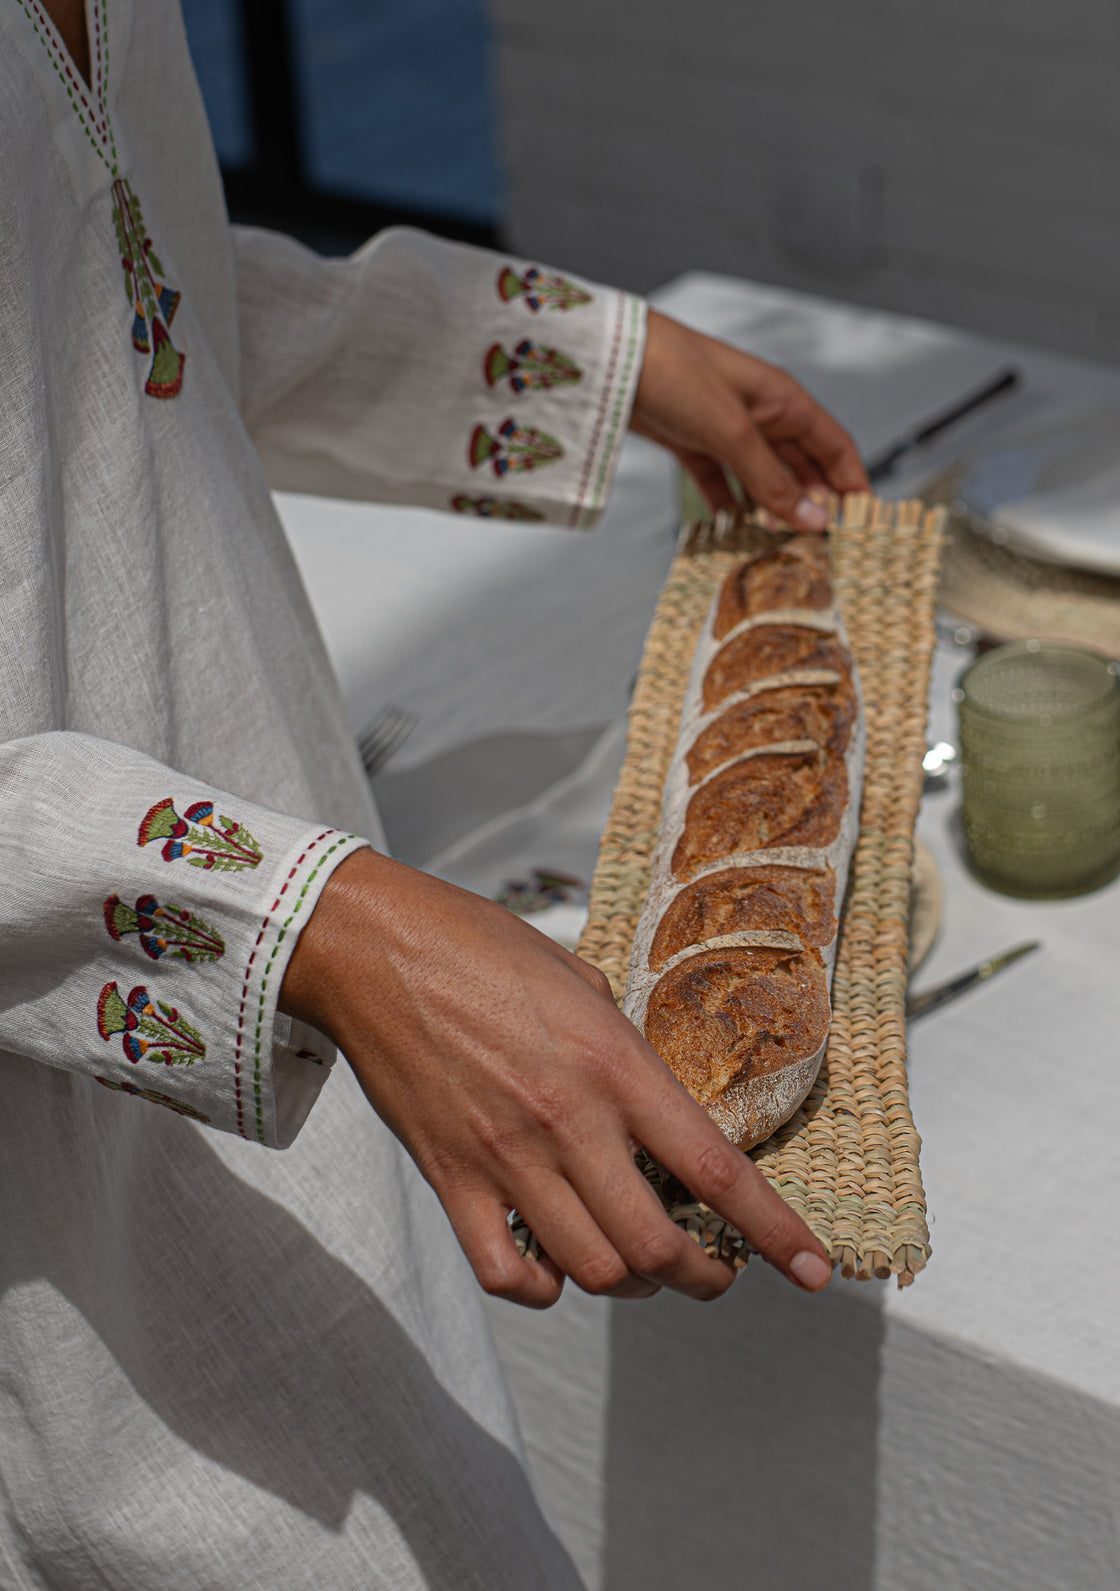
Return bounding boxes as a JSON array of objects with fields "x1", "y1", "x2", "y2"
[{"x1": 957, "y1": 641, "x2": 1120, "y2": 899}]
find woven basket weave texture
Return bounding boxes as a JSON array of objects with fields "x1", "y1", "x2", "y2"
[{"x1": 576, "y1": 494, "x2": 946, "y2": 1285}]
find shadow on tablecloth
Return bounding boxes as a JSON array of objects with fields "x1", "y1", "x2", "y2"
[{"x1": 603, "y1": 1263, "x2": 885, "y2": 1591}]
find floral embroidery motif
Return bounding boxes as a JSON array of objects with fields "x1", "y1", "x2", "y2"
[
  {"x1": 103, "y1": 893, "x2": 225, "y2": 962},
  {"x1": 483, "y1": 340, "x2": 582, "y2": 394},
  {"x1": 497, "y1": 266, "x2": 592, "y2": 313},
  {"x1": 95, "y1": 1075, "x2": 211, "y2": 1123},
  {"x1": 97, "y1": 982, "x2": 206, "y2": 1066},
  {"x1": 469, "y1": 419, "x2": 564, "y2": 477},
  {"x1": 112, "y1": 179, "x2": 185, "y2": 399},
  {"x1": 450, "y1": 495, "x2": 545, "y2": 521},
  {"x1": 138, "y1": 799, "x2": 263, "y2": 873}
]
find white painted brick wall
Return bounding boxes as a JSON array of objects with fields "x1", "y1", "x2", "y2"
[{"x1": 489, "y1": 0, "x2": 1120, "y2": 362}]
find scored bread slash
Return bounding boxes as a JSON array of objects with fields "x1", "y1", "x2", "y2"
[
  {"x1": 622, "y1": 531, "x2": 865, "y2": 1153},
  {"x1": 511, "y1": 503, "x2": 943, "y2": 1283}
]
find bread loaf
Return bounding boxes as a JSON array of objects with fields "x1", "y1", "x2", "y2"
[{"x1": 623, "y1": 533, "x2": 863, "y2": 1151}]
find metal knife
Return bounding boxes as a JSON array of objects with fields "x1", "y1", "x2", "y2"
[{"x1": 906, "y1": 940, "x2": 1041, "y2": 1021}]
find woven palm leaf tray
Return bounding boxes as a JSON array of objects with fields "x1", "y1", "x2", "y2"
[{"x1": 575, "y1": 493, "x2": 947, "y2": 1287}]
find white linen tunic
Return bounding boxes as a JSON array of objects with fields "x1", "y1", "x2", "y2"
[{"x1": 0, "y1": 2, "x2": 644, "y2": 1584}]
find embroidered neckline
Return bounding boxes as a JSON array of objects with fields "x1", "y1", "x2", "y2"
[
  {"x1": 112, "y1": 180, "x2": 186, "y2": 398},
  {"x1": 13, "y1": 0, "x2": 119, "y2": 174},
  {"x1": 13, "y1": 3, "x2": 186, "y2": 397}
]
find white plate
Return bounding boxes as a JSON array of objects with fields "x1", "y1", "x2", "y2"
[{"x1": 948, "y1": 408, "x2": 1120, "y2": 578}]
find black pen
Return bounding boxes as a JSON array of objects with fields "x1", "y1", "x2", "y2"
[{"x1": 867, "y1": 367, "x2": 1021, "y2": 482}]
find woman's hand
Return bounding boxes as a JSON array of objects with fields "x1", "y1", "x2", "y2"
[
  {"x1": 280, "y1": 848, "x2": 833, "y2": 1309},
  {"x1": 631, "y1": 309, "x2": 869, "y2": 530}
]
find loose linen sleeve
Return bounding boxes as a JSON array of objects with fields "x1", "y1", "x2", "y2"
[
  {"x1": 0, "y1": 733, "x2": 368, "y2": 1147},
  {"x1": 233, "y1": 225, "x2": 646, "y2": 529}
]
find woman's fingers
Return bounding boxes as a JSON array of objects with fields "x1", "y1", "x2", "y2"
[
  {"x1": 292, "y1": 848, "x2": 832, "y2": 1309},
  {"x1": 629, "y1": 1075, "x2": 832, "y2": 1292},
  {"x1": 717, "y1": 340, "x2": 867, "y2": 495},
  {"x1": 676, "y1": 450, "x2": 738, "y2": 514},
  {"x1": 514, "y1": 1172, "x2": 663, "y2": 1300},
  {"x1": 561, "y1": 1143, "x2": 738, "y2": 1301},
  {"x1": 780, "y1": 392, "x2": 868, "y2": 495},
  {"x1": 443, "y1": 1189, "x2": 566, "y2": 1309},
  {"x1": 630, "y1": 311, "x2": 869, "y2": 517},
  {"x1": 720, "y1": 419, "x2": 830, "y2": 531},
  {"x1": 771, "y1": 438, "x2": 828, "y2": 489},
  {"x1": 691, "y1": 1148, "x2": 831, "y2": 1291}
]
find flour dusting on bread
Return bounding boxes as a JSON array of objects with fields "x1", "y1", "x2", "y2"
[{"x1": 623, "y1": 533, "x2": 864, "y2": 1150}]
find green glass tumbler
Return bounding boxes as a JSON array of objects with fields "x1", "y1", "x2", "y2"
[{"x1": 957, "y1": 640, "x2": 1120, "y2": 898}]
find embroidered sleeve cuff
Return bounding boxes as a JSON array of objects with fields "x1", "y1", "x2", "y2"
[
  {"x1": 92, "y1": 816, "x2": 371, "y2": 1149},
  {"x1": 235, "y1": 227, "x2": 648, "y2": 530},
  {"x1": 450, "y1": 279, "x2": 647, "y2": 531},
  {"x1": 562, "y1": 289, "x2": 646, "y2": 531},
  {"x1": 230, "y1": 825, "x2": 370, "y2": 1148},
  {"x1": 0, "y1": 732, "x2": 370, "y2": 1150}
]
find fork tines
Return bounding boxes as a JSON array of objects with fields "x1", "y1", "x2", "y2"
[{"x1": 356, "y1": 704, "x2": 418, "y2": 779}]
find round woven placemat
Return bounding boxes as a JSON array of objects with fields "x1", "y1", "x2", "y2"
[
  {"x1": 575, "y1": 493, "x2": 946, "y2": 1285},
  {"x1": 909, "y1": 837, "x2": 941, "y2": 974},
  {"x1": 939, "y1": 512, "x2": 1120, "y2": 654}
]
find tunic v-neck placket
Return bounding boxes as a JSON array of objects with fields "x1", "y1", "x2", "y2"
[
  {"x1": 10, "y1": 0, "x2": 189, "y2": 399},
  {"x1": 7, "y1": 0, "x2": 130, "y2": 193}
]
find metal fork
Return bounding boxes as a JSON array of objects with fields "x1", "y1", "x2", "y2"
[{"x1": 355, "y1": 704, "x2": 418, "y2": 780}]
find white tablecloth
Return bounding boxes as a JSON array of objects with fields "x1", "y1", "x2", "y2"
[
  {"x1": 278, "y1": 273, "x2": 1120, "y2": 1591},
  {"x1": 276, "y1": 438, "x2": 678, "y2": 774}
]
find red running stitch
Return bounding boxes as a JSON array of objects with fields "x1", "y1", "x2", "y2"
[
  {"x1": 570, "y1": 293, "x2": 626, "y2": 526},
  {"x1": 92, "y1": 0, "x2": 104, "y2": 112},
  {"x1": 233, "y1": 830, "x2": 334, "y2": 1138}
]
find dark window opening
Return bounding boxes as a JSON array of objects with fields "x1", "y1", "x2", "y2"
[{"x1": 182, "y1": 0, "x2": 504, "y2": 254}]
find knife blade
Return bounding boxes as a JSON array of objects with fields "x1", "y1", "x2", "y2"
[{"x1": 906, "y1": 940, "x2": 1041, "y2": 1021}]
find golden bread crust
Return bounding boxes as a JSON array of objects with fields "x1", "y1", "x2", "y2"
[
  {"x1": 686, "y1": 681, "x2": 857, "y2": 784},
  {"x1": 702, "y1": 625, "x2": 851, "y2": 712},
  {"x1": 649, "y1": 864, "x2": 837, "y2": 970},
  {"x1": 713, "y1": 536, "x2": 833, "y2": 639},
  {"x1": 671, "y1": 749, "x2": 847, "y2": 880},
  {"x1": 623, "y1": 545, "x2": 863, "y2": 1153},
  {"x1": 644, "y1": 945, "x2": 831, "y2": 1116}
]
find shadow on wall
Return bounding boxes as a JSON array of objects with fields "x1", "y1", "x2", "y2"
[
  {"x1": 603, "y1": 1261, "x2": 885, "y2": 1591},
  {"x1": 489, "y1": 0, "x2": 1120, "y2": 363}
]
